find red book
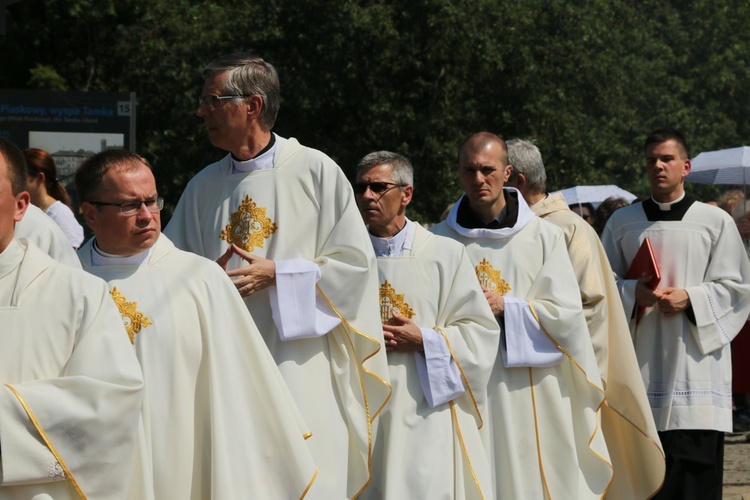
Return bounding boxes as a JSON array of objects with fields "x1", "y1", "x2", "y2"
[{"x1": 626, "y1": 237, "x2": 661, "y2": 324}]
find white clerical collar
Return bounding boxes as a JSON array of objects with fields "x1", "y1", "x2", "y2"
[
  {"x1": 91, "y1": 240, "x2": 153, "y2": 267},
  {"x1": 369, "y1": 218, "x2": 416, "y2": 257},
  {"x1": 231, "y1": 133, "x2": 285, "y2": 173},
  {"x1": 651, "y1": 192, "x2": 685, "y2": 211},
  {"x1": 446, "y1": 188, "x2": 536, "y2": 240}
]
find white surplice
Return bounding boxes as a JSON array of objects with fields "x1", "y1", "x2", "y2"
[
  {"x1": 602, "y1": 199, "x2": 750, "y2": 432},
  {"x1": 531, "y1": 193, "x2": 664, "y2": 499},
  {"x1": 431, "y1": 189, "x2": 612, "y2": 499},
  {"x1": 78, "y1": 234, "x2": 318, "y2": 499},
  {"x1": 164, "y1": 137, "x2": 390, "y2": 498},
  {"x1": 0, "y1": 238, "x2": 143, "y2": 499},
  {"x1": 363, "y1": 221, "x2": 499, "y2": 500},
  {"x1": 15, "y1": 204, "x2": 81, "y2": 268}
]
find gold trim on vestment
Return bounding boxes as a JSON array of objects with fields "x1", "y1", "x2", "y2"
[
  {"x1": 303, "y1": 432, "x2": 313, "y2": 440},
  {"x1": 4, "y1": 384, "x2": 86, "y2": 499},
  {"x1": 527, "y1": 302, "x2": 614, "y2": 496},
  {"x1": 528, "y1": 369, "x2": 552, "y2": 499},
  {"x1": 109, "y1": 287, "x2": 152, "y2": 345},
  {"x1": 434, "y1": 327, "x2": 483, "y2": 430},
  {"x1": 315, "y1": 285, "x2": 393, "y2": 499},
  {"x1": 220, "y1": 195, "x2": 278, "y2": 252},
  {"x1": 300, "y1": 466, "x2": 319, "y2": 499},
  {"x1": 449, "y1": 401, "x2": 485, "y2": 499}
]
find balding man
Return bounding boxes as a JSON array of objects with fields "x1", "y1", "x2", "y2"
[
  {"x1": 431, "y1": 132, "x2": 612, "y2": 499},
  {"x1": 506, "y1": 138, "x2": 665, "y2": 499}
]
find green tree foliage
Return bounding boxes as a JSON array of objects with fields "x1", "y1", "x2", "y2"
[{"x1": 3, "y1": 0, "x2": 750, "y2": 221}]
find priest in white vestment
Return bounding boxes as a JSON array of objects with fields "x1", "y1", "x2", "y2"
[
  {"x1": 354, "y1": 152, "x2": 499, "y2": 499},
  {"x1": 164, "y1": 51, "x2": 391, "y2": 500},
  {"x1": 602, "y1": 129, "x2": 750, "y2": 499},
  {"x1": 431, "y1": 132, "x2": 612, "y2": 499},
  {"x1": 506, "y1": 139, "x2": 665, "y2": 499},
  {"x1": 0, "y1": 138, "x2": 144, "y2": 499},
  {"x1": 75, "y1": 149, "x2": 319, "y2": 499},
  {"x1": 15, "y1": 204, "x2": 82, "y2": 268}
]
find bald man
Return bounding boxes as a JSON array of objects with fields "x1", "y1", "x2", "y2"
[{"x1": 431, "y1": 132, "x2": 612, "y2": 499}]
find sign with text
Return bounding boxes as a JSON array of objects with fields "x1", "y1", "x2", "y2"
[{"x1": 0, "y1": 89, "x2": 136, "y2": 195}]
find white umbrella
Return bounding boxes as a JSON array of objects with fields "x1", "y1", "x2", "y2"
[
  {"x1": 551, "y1": 185, "x2": 638, "y2": 209},
  {"x1": 687, "y1": 146, "x2": 750, "y2": 185}
]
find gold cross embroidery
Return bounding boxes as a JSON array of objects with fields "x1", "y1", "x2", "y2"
[
  {"x1": 475, "y1": 258, "x2": 511, "y2": 296},
  {"x1": 110, "y1": 287, "x2": 152, "y2": 345},
  {"x1": 379, "y1": 280, "x2": 416, "y2": 325},
  {"x1": 220, "y1": 195, "x2": 278, "y2": 252}
]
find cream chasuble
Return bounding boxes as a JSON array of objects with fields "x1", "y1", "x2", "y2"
[
  {"x1": 363, "y1": 223, "x2": 498, "y2": 500},
  {"x1": 531, "y1": 193, "x2": 664, "y2": 499},
  {"x1": 431, "y1": 191, "x2": 612, "y2": 499},
  {"x1": 0, "y1": 239, "x2": 143, "y2": 499},
  {"x1": 15, "y1": 204, "x2": 81, "y2": 268},
  {"x1": 602, "y1": 200, "x2": 750, "y2": 432},
  {"x1": 165, "y1": 137, "x2": 391, "y2": 498},
  {"x1": 78, "y1": 234, "x2": 318, "y2": 499}
]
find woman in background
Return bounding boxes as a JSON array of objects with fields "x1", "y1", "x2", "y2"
[{"x1": 24, "y1": 148, "x2": 84, "y2": 248}]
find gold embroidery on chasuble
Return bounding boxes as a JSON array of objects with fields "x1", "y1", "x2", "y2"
[
  {"x1": 220, "y1": 195, "x2": 278, "y2": 252},
  {"x1": 475, "y1": 258, "x2": 511, "y2": 296},
  {"x1": 110, "y1": 287, "x2": 152, "y2": 345},
  {"x1": 378, "y1": 280, "x2": 416, "y2": 325}
]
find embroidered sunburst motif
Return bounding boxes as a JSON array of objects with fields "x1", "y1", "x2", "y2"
[
  {"x1": 110, "y1": 287, "x2": 152, "y2": 345},
  {"x1": 379, "y1": 280, "x2": 416, "y2": 325},
  {"x1": 475, "y1": 258, "x2": 511, "y2": 296},
  {"x1": 220, "y1": 195, "x2": 278, "y2": 252}
]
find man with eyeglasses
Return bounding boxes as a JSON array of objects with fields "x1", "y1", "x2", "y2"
[
  {"x1": 76, "y1": 149, "x2": 318, "y2": 498},
  {"x1": 505, "y1": 138, "x2": 665, "y2": 498},
  {"x1": 0, "y1": 139, "x2": 143, "y2": 499},
  {"x1": 431, "y1": 131, "x2": 612, "y2": 499},
  {"x1": 353, "y1": 151, "x2": 498, "y2": 499},
  {"x1": 164, "y1": 52, "x2": 391, "y2": 499}
]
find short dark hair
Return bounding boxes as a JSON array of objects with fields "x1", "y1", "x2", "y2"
[
  {"x1": 645, "y1": 128, "x2": 689, "y2": 159},
  {"x1": 0, "y1": 138, "x2": 28, "y2": 195},
  {"x1": 203, "y1": 52, "x2": 281, "y2": 132},
  {"x1": 458, "y1": 131, "x2": 508, "y2": 166},
  {"x1": 76, "y1": 149, "x2": 151, "y2": 202}
]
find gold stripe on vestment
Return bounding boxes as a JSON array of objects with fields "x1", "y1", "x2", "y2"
[
  {"x1": 449, "y1": 401, "x2": 485, "y2": 500},
  {"x1": 434, "y1": 326, "x2": 483, "y2": 429},
  {"x1": 300, "y1": 466, "x2": 319, "y2": 499},
  {"x1": 3, "y1": 384, "x2": 86, "y2": 499},
  {"x1": 528, "y1": 369, "x2": 552, "y2": 499},
  {"x1": 315, "y1": 285, "x2": 393, "y2": 499}
]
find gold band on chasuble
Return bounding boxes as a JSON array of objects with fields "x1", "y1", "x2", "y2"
[
  {"x1": 378, "y1": 280, "x2": 415, "y2": 325},
  {"x1": 109, "y1": 287, "x2": 152, "y2": 345},
  {"x1": 474, "y1": 258, "x2": 510, "y2": 296},
  {"x1": 220, "y1": 195, "x2": 278, "y2": 252}
]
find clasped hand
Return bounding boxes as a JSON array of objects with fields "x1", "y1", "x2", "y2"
[
  {"x1": 635, "y1": 276, "x2": 690, "y2": 316},
  {"x1": 216, "y1": 244, "x2": 276, "y2": 298},
  {"x1": 382, "y1": 312, "x2": 423, "y2": 352}
]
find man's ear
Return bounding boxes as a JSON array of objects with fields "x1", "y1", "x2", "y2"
[
  {"x1": 401, "y1": 185, "x2": 413, "y2": 207},
  {"x1": 81, "y1": 201, "x2": 98, "y2": 230},
  {"x1": 13, "y1": 191, "x2": 30, "y2": 223},
  {"x1": 246, "y1": 95, "x2": 263, "y2": 121},
  {"x1": 682, "y1": 158, "x2": 691, "y2": 179}
]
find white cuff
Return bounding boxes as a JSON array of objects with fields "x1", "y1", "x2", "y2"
[
  {"x1": 414, "y1": 328, "x2": 465, "y2": 407},
  {"x1": 269, "y1": 259, "x2": 341, "y2": 341},
  {"x1": 501, "y1": 297, "x2": 564, "y2": 367}
]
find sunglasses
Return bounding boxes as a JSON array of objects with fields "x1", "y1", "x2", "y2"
[{"x1": 353, "y1": 181, "x2": 406, "y2": 195}]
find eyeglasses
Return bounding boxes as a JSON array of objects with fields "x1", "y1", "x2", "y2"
[
  {"x1": 197, "y1": 94, "x2": 252, "y2": 108},
  {"x1": 89, "y1": 197, "x2": 164, "y2": 216},
  {"x1": 353, "y1": 182, "x2": 406, "y2": 195}
]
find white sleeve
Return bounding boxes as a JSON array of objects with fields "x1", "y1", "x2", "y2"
[
  {"x1": 501, "y1": 296, "x2": 564, "y2": 367},
  {"x1": 414, "y1": 328, "x2": 465, "y2": 407},
  {"x1": 269, "y1": 259, "x2": 342, "y2": 341}
]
